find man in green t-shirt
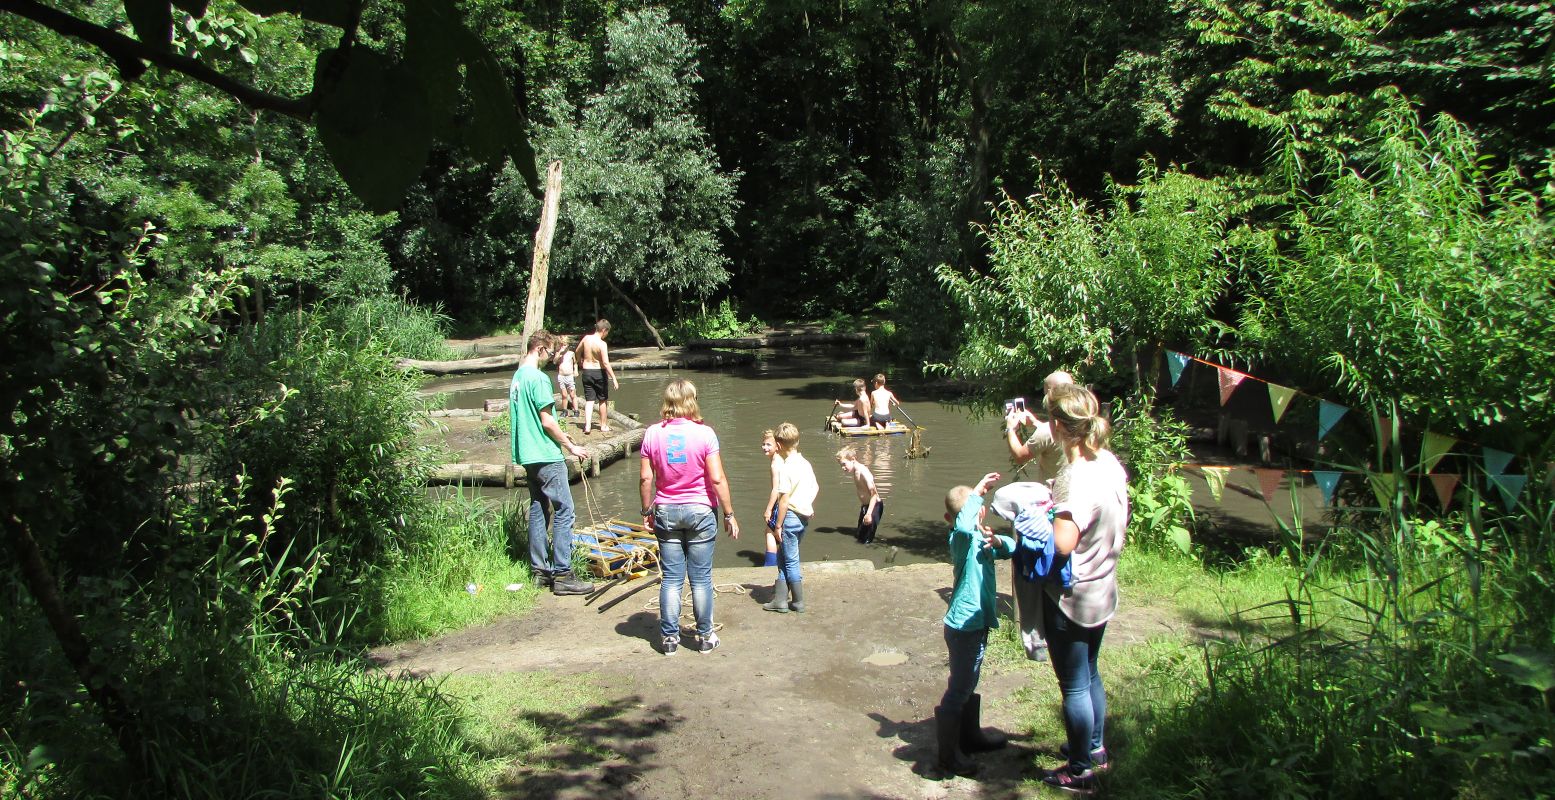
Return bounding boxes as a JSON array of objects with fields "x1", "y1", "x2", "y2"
[{"x1": 510, "y1": 330, "x2": 595, "y2": 596}]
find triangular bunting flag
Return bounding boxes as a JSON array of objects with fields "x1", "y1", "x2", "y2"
[
  {"x1": 1312, "y1": 471, "x2": 1342, "y2": 506},
  {"x1": 1318, "y1": 401, "x2": 1348, "y2": 441},
  {"x1": 1201, "y1": 466, "x2": 1231, "y2": 503},
  {"x1": 1166, "y1": 351, "x2": 1190, "y2": 388},
  {"x1": 1217, "y1": 367, "x2": 1245, "y2": 406},
  {"x1": 1482, "y1": 447, "x2": 1513, "y2": 476},
  {"x1": 1253, "y1": 468, "x2": 1283, "y2": 502},
  {"x1": 1375, "y1": 415, "x2": 1392, "y2": 459},
  {"x1": 1428, "y1": 474, "x2": 1459, "y2": 514},
  {"x1": 1488, "y1": 474, "x2": 1527, "y2": 512},
  {"x1": 1421, "y1": 432, "x2": 1457, "y2": 473},
  {"x1": 1368, "y1": 471, "x2": 1399, "y2": 508},
  {"x1": 1268, "y1": 384, "x2": 1297, "y2": 424}
]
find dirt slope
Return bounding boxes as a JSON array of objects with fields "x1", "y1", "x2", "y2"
[{"x1": 370, "y1": 562, "x2": 1179, "y2": 799}]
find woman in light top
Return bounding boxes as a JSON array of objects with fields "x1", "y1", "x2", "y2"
[
  {"x1": 639, "y1": 379, "x2": 739, "y2": 655},
  {"x1": 1040, "y1": 383, "x2": 1128, "y2": 793}
]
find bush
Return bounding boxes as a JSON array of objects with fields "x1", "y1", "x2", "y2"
[{"x1": 1111, "y1": 393, "x2": 1197, "y2": 555}]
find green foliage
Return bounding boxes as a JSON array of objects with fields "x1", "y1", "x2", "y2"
[
  {"x1": 370, "y1": 493, "x2": 540, "y2": 642},
  {"x1": 1109, "y1": 456, "x2": 1555, "y2": 799},
  {"x1": 1237, "y1": 103, "x2": 1555, "y2": 441},
  {"x1": 529, "y1": 8, "x2": 741, "y2": 299},
  {"x1": 662, "y1": 297, "x2": 764, "y2": 342},
  {"x1": 1111, "y1": 394, "x2": 1198, "y2": 555},
  {"x1": 934, "y1": 166, "x2": 1231, "y2": 401}
]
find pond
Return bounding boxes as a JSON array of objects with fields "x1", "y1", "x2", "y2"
[
  {"x1": 424, "y1": 348, "x2": 1019, "y2": 568},
  {"x1": 423, "y1": 347, "x2": 1306, "y2": 570}
]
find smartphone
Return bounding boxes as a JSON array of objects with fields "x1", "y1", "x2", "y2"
[
  {"x1": 1013, "y1": 397, "x2": 1026, "y2": 412},
  {"x1": 1003, "y1": 401, "x2": 1015, "y2": 415}
]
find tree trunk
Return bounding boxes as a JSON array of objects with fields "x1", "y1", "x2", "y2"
[
  {"x1": 3, "y1": 514, "x2": 144, "y2": 783},
  {"x1": 522, "y1": 160, "x2": 564, "y2": 345},
  {"x1": 604, "y1": 275, "x2": 665, "y2": 349}
]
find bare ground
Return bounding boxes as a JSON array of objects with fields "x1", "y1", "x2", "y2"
[{"x1": 369, "y1": 562, "x2": 1192, "y2": 800}]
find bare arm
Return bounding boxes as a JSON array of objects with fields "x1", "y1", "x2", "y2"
[
  {"x1": 1053, "y1": 514, "x2": 1081, "y2": 556},
  {"x1": 639, "y1": 456, "x2": 655, "y2": 526},
  {"x1": 861, "y1": 470, "x2": 880, "y2": 523},
  {"x1": 706, "y1": 451, "x2": 739, "y2": 538},
  {"x1": 540, "y1": 407, "x2": 588, "y2": 461},
  {"x1": 763, "y1": 459, "x2": 782, "y2": 522},
  {"x1": 600, "y1": 340, "x2": 617, "y2": 388}
]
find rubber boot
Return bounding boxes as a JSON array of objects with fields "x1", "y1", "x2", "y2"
[
  {"x1": 788, "y1": 581, "x2": 805, "y2": 613},
  {"x1": 935, "y1": 705, "x2": 978, "y2": 777},
  {"x1": 763, "y1": 579, "x2": 790, "y2": 613},
  {"x1": 960, "y1": 693, "x2": 1007, "y2": 752}
]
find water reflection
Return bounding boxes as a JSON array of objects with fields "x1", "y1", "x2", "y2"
[{"x1": 423, "y1": 348, "x2": 1017, "y2": 568}]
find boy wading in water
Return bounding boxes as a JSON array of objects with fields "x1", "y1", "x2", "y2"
[
  {"x1": 936, "y1": 471, "x2": 1014, "y2": 777},
  {"x1": 837, "y1": 446, "x2": 883, "y2": 544},
  {"x1": 760, "y1": 429, "x2": 782, "y2": 567},
  {"x1": 575, "y1": 319, "x2": 619, "y2": 435},
  {"x1": 763, "y1": 423, "x2": 818, "y2": 613}
]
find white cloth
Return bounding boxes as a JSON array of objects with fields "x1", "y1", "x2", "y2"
[{"x1": 1046, "y1": 450, "x2": 1129, "y2": 628}]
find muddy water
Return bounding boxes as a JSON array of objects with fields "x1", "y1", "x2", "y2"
[
  {"x1": 423, "y1": 347, "x2": 1306, "y2": 569},
  {"x1": 423, "y1": 349, "x2": 1023, "y2": 568}
]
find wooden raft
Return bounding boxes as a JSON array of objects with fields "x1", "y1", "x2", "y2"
[
  {"x1": 573, "y1": 519, "x2": 659, "y2": 579},
  {"x1": 829, "y1": 419, "x2": 911, "y2": 437}
]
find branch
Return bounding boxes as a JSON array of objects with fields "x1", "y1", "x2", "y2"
[{"x1": 1, "y1": 0, "x2": 315, "y2": 120}]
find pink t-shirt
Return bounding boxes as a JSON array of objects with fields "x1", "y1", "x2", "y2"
[{"x1": 640, "y1": 417, "x2": 721, "y2": 508}]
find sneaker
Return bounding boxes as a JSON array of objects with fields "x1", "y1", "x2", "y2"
[
  {"x1": 1058, "y1": 744, "x2": 1110, "y2": 772},
  {"x1": 662, "y1": 636, "x2": 679, "y2": 656},
  {"x1": 1042, "y1": 766, "x2": 1098, "y2": 794},
  {"x1": 698, "y1": 633, "x2": 720, "y2": 654},
  {"x1": 551, "y1": 572, "x2": 596, "y2": 596}
]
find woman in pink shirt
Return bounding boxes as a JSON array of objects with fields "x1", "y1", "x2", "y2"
[{"x1": 639, "y1": 379, "x2": 740, "y2": 655}]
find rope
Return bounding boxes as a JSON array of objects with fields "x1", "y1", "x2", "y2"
[{"x1": 642, "y1": 582, "x2": 748, "y2": 633}]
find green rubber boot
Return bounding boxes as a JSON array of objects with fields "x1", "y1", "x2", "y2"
[
  {"x1": 762, "y1": 580, "x2": 790, "y2": 613},
  {"x1": 788, "y1": 581, "x2": 805, "y2": 613}
]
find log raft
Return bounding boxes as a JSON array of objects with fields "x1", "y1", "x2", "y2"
[{"x1": 428, "y1": 408, "x2": 645, "y2": 487}]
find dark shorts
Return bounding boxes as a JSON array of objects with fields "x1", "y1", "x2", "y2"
[
  {"x1": 870, "y1": 412, "x2": 892, "y2": 425},
  {"x1": 582, "y1": 368, "x2": 608, "y2": 402},
  {"x1": 856, "y1": 499, "x2": 884, "y2": 543}
]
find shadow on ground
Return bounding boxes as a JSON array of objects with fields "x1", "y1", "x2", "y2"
[{"x1": 491, "y1": 694, "x2": 677, "y2": 800}]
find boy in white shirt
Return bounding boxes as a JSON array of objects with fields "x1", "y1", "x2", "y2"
[{"x1": 763, "y1": 422, "x2": 818, "y2": 613}]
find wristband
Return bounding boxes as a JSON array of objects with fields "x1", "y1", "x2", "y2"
[{"x1": 641, "y1": 507, "x2": 653, "y2": 517}]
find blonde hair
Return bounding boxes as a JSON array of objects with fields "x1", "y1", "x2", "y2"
[
  {"x1": 775, "y1": 422, "x2": 800, "y2": 449},
  {"x1": 660, "y1": 378, "x2": 701, "y2": 421},
  {"x1": 852, "y1": 378, "x2": 866, "y2": 395},
  {"x1": 873, "y1": 373, "x2": 886, "y2": 386},
  {"x1": 945, "y1": 485, "x2": 973, "y2": 514},
  {"x1": 836, "y1": 446, "x2": 857, "y2": 461},
  {"x1": 1046, "y1": 383, "x2": 1111, "y2": 455},
  {"x1": 761, "y1": 428, "x2": 776, "y2": 442}
]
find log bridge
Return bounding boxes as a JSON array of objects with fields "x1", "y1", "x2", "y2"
[{"x1": 428, "y1": 405, "x2": 645, "y2": 488}]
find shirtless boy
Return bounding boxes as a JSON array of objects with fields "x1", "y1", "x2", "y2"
[
  {"x1": 575, "y1": 319, "x2": 619, "y2": 434},
  {"x1": 837, "y1": 446, "x2": 883, "y2": 544},
  {"x1": 555, "y1": 336, "x2": 579, "y2": 418},
  {"x1": 869, "y1": 373, "x2": 902, "y2": 428},
  {"x1": 832, "y1": 378, "x2": 871, "y2": 428}
]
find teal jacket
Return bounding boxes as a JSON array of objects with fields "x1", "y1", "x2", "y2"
[{"x1": 943, "y1": 494, "x2": 1015, "y2": 631}]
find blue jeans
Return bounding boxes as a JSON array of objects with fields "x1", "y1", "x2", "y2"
[
  {"x1": 524, "y1": 461, "x2": 576, "y2": 576},
  {"x1": 941, "y1": 625, "x2": 989, "y2": 716},
  {"x1": 769, "y1": 509, "x2": 808, "y2": 584},
  {"x1": 1044, "y1": 595, "x2": 1107, "y2": 773},
  {"x1": 654, "y1": 504, "x2": 717, "y2": 641}
]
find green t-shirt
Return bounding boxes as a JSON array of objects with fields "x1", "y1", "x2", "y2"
[{"x1": 510, "y1": 365, "x2": 563, "y2": 465}]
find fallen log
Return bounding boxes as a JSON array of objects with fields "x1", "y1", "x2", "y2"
[
  {"x1": 398, "y1": 353, "x2": 521, "y2": 375},
  {"x1": 685, "y1": 332, "x2": 867, "y2": 349},
  {"x1": 428, "y1": 409, "x2": 645, "y2": 486}
]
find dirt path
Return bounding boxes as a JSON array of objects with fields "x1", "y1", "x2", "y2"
[{"x1": 370, "y1": 562, "x2": 1186, "y2": 799}]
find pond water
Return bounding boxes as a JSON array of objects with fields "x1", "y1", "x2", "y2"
[
  {"x1": 423, "y1": 348, "x2": 1020, "y2": 568},
  {"x1": 423, "y1": 347, "x2": 1308, "y2": 569}
]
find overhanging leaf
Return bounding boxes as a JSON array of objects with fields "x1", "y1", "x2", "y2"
[
  {"x1": 123, "y1": 0, "x2": 173, "y2": 50},
  {"x1": 313, "y1": 47, "x2": 435, "y2": 214},
  {"x1": 1495, "y1": 648, "x2": 1555, "y2": 693},
  {"x1": 454, "y1": 27, "x2": 538, "y2": 195}
]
